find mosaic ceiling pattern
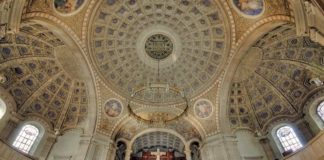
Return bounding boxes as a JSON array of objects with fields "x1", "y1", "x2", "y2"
[
  {"x1": 229, "y1": 24, "x2": 324, "y2": 132},
  {"x1": 91, "y1": 0, "x2": 228, "y2": 103},
  {"x1": 0, "y1": 23, "x2": 88, "y2": 131},
  {"x1": 132, "y1": 131, "x2": 184, "y2": 154}
]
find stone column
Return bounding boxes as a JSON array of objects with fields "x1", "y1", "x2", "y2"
[
  {"x1": 74, "y1": 134, "x2": 92, "y2": 160},
  {"x1": 125, "y1": 149, "x2": 132, "y2": 160},
  {"x1": 288, "y1": 0, "x2": 324, "y2": 45},
  {"x1": 259, "y1": 138, "x2": 277, "y2": 160},
  {"x1": 0, "y1": 0, "x2": 25, "y2": 39},
  {"x1": 235, "y1": 129, "x2": 267, "y2": 160},
  {"x1": 39, "y1": 134, "x2": 56, "y2": 160},
  {"x1": 184, "y1": 148, "x2": 192, "y2": 160},
  {"x1": 107, "y1": 141, "x2": 116, "y2": 160},
  {"x1": 200, "y1": 133, "x2": 241, "y2": 160},
  {"x1": 85, "y1": 133, "x2": 112, "y2": 160},
  {"x1": 0, "y1": 113, "x2": 20, "y2": 141}
]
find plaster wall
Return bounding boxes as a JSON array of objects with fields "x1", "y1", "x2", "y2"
[
  {"x1": 200, "y1": 134, "x2": 241, "y2": 160},
  {"x1": 48, "y1": 129, "x2": 82, "y2": 160},
  {"x1": 284, "y1": 131, "x2": 324, "y2": 160},
  {"x1": 236, "y1": 130, "x2": 267, "y2": 160}
]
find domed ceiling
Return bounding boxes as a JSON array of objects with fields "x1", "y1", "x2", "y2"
[
  {"x1": 0, "y1": 22, "x2": 89, "y2": 131},
  {"x1": 90, "y1": 0, "x2": 229, "y2": 103},
  {"x1": 229, "y1": 24, "x2": 324, "y2": 133}
]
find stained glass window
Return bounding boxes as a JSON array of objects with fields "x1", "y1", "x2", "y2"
[
  {"x1": 12, "y1": 125, "x2": 39, "y2": 153},
  {"x1": 317, "y1": 101, "x2": 324, "y2": 121},
  {"x1": 276, "y1": 126, "x2": 303, "y2": 152}
]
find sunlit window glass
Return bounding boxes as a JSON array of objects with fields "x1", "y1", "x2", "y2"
[
  {"x1": 317, "y1": 101, "x2": 324, "y2": 121},
  {"x1": 276, "y1": 126, "x2": 303, "y2": 152},
  {"x1": 0, "y1": 99, "x2": 5, "y2": 119},
  {"x1": 12, "y1": 125, "x2": 39, "y2": 153}
]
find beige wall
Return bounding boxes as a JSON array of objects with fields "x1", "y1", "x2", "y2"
[
  {"x1": 284, "y1": 131, "x2": 324, "y2": 160},
  {"x1": 0, "y1": 140, "x2": 33, "y2": 160}
]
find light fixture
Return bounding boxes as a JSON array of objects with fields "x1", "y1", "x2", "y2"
[
  {"x1": 127, "y1": 59, "x2": 189, "y2": 125},
  {"x1": 127, "y1": 83, "x2": 189, "y2": 125}
]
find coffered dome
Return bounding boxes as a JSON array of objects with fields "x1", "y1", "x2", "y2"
[{"x1": 90, "y1": 0, "x2": 230, "y2": 104}]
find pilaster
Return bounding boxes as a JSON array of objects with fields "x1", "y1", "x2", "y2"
[
  {"x1": 74, "y1": 134, "x2": 92, "y2": 160},
  {"x1": 200, "y1": 133, "x2": 241, "y2": 160}
]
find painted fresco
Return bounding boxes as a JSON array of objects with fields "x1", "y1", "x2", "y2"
[
  {"x1": 104, "y1": 99, "x2": 123, "y2": 118},
  {"x1": 194, "y1": 99, "x2": 213, "y2": 119},
  {"x1": 54, "y1": 0, "x2": 85, "y2": 14},
  {"x1": 232, "y1": 0, "x2": 264, "y2": 17}
]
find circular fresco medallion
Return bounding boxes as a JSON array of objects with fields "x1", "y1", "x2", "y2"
[
  {"x1": 194, "y1": 99, "x2": 213, "y2": 119},
  {"x1": 104, "y1": 99, "x2": 123, "y2": 118},
  {"x1": 232, "y1": 0, "x2": 265, "y2": 18},
  {"x1": 54, "y1": 0, "x2": 86, "y2": 15},
  {"x1": 145, "y1": 34, "x2": 173, "y2": 60}
]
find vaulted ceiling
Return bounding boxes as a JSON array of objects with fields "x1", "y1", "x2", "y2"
[
  {"x1": 90, "y1": 0, "x2": 229, "y2": 103},
  {"x1": 1, "y1": 0, "x2": 322, "y2": 149},
  {"x1": 0, "y1": 22, "x2": 89, "y2": 131},
  {"x1": 229, "y1": 24, "x2": 324, "y2": 133}
]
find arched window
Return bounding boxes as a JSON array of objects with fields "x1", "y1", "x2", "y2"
[
  {"x1": 317, "y1": 101, "x2": 324, "y2": 121},
  {"x1": 276, "y1": 126, "x2": 303, "y2": 152},
  {"x1": 12, "y1": 124, "x2": 39, "y2": 153},
  {"x1": 0, "y1": 98, "x2": 6, "y2": 119}
]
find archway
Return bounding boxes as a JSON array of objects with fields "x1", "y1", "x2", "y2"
[{"x1": 129, "y1": 129, "x2": 188, "y2": 160}]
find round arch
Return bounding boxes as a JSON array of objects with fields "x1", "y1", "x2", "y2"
[
  {"x1": 127, "y1": 128, "x2": 190, "y2": 159},
  {"x1": 0, "y1": 86, "x2": 17, "y2": 132},
  {"x1": 9, "y1": 120, "x2": 46, "y2": 155},
  {"x1": 85, "y1": 0, "x2": 236, "y2": 138},
  {"x1": 303, "y1": 89, "x2": 324, "y2": 132},
  {"x1": 20, "y1": 15, "x2": 98, "y2": 135},
  {"x1": 129, "y1": 128, "x2": 188, "y2": 149},
  {"x1": 218, "y1": 17, "x2": 294, "y2": 133},
  {"x1": 270, "y1": 122, "x2": 305, "y2": 154}
]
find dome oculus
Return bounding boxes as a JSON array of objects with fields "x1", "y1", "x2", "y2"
[{"x1": 145, "y1": 34, "x2": 173, "y2": 60}]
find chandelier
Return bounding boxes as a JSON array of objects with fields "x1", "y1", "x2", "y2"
[
  {"x1": 127, "y1": 83, "x2": 189, "y2": 125},
  {"x1": 127, "y1": 33, "x2": 190, "y2": 125}
]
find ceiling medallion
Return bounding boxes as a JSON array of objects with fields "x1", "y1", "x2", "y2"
[
  {"x1": 145, "y1": 34, "x2": 173, "y2": 60},
  {"x1": 127, "y1": 84, "x2": 189, "y2": 125}
]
